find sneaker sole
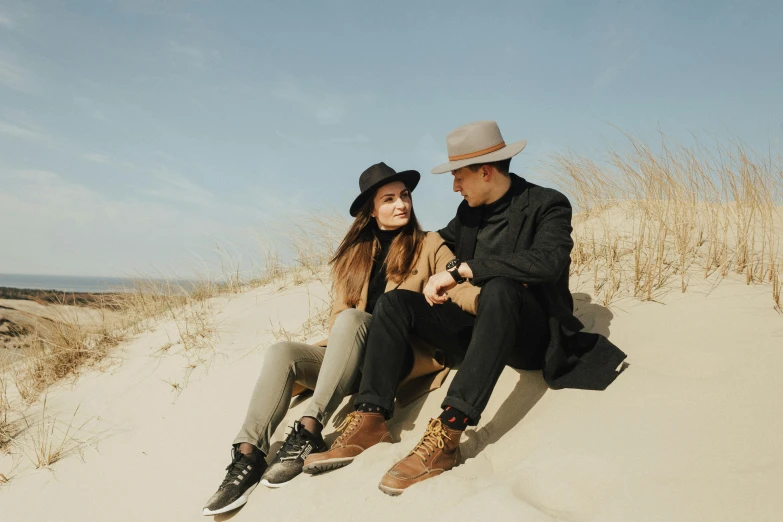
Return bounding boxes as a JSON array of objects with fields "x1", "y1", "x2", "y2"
[
  {"x1": 202, "y1": 482, "x2": 258, "y2": 516},
  {"x1": 378, "y1": 483, "x2": 405, "y2": 496},
  {"x1": 260, "y1": 477, "x2": 295, "y2": 489},
  {"x1": 301, "y1": 457, "x2": 355, "y2": 474}
]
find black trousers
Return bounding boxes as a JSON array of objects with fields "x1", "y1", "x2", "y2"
[{"x1": 354, "y1": 277, "x2": 550, "y2": 424}]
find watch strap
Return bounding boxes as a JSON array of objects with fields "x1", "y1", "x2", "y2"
[{"x1": 447, "y1": 260, "x2": 466, "y2": 284}]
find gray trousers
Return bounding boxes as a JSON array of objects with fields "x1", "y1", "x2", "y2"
[{"x1": 233, "y1": 309, "x2": 372, "y2": 455}]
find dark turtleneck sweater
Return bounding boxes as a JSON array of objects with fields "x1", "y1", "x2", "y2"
[
  {"x1": 473, "y1": 186, "x2": 514, "y2": 260},
  {"x1": 366, "y1": 227, "x2": 402, "y2": 314}
]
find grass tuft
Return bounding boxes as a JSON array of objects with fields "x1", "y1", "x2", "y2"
[{"x1": 17, "y1": 395, "x2": 89, "y2": 469}]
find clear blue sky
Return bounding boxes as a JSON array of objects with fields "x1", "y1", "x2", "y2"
[{"x1": 1, "y1": 0, "x2": 781, "y2": 277}]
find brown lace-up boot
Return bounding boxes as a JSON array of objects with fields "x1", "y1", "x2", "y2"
[
  {"x1": 302, "y1": 411, "x2": 392, "y2": 474},
  {"x1": 378, "y1": 418, "x2": 462, "y2": 495}
]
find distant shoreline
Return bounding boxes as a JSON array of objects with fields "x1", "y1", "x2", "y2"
[
  {"x1": 0, "y1": 286, "x2": 116, "y2": 306},
  {"x1": 0, "y1": 273, "x2": 198, "y2": 296},
  {"x1": 0, "y1": 273, "x2": 140, "y2": 293}
]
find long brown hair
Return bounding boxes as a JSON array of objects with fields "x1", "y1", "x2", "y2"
[{"x1": 330, "y1": 189, "x2": 425, "y2": 308}]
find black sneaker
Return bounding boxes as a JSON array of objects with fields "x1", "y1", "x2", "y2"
[
  {"x1": 260, "y1": 421, "x2": 326, "y2": 488},
  {"x1": 202, "y1": 447, "x2": 266, "y2": 516}
]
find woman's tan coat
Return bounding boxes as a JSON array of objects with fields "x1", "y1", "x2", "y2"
[{"x1": 314, "y1": 231, "x2": 480, "y2": 406}]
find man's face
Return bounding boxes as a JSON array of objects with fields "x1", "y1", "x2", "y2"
[{"x1": 451, "y1": 166, "x2": 485, "y2": 207}]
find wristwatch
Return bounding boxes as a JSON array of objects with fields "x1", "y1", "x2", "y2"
[{"x1": 446, "y1": 258, "x2": 466, "y2": 284}]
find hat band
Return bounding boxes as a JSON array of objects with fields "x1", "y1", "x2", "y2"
[{"x1": 448, "y1": 141, "x2": 506, "y2": 161}]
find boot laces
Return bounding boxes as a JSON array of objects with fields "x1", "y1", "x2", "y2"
[
  {"x1": 334, "y1": 412, "x2": 361, "y2": 443},
  {"x1": 412, "y1": 419, "x2": 451, "y2": 461}
]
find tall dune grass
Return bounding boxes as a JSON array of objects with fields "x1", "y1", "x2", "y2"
[
  {"x1": 550, "y1": 132, "x2": 783, "y2": 308},
  {"x1": 0, "y1": 366, "x2": 11, "y2": 446}
]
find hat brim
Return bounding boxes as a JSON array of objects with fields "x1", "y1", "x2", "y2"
[
  {"x1": 349, "y1": 170, "x2": 420, "y2": 217},
  {"x1": 430, "y1": 139, "x2": 527, "y2": 174}
]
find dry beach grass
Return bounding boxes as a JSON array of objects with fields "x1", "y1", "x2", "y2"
[{"x1": 551, "y1": 132, "x2": 783, "y2": 308}]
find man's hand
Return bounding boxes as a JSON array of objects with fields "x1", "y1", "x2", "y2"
[{"x1": 423, "y1": 271, "x2": 457, "y2": 306}]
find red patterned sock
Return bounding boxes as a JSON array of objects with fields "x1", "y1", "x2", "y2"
[{"x1": 438, "y1": 406, "x2": 470, "y2": 431}]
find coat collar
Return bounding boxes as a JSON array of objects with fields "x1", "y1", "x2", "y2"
[
  {"x1": 456, "y1": 173, "x2": 530, "y2": 259},
  {"x1": 509, "y1": 173, "x2": 530, "y2": 211}
]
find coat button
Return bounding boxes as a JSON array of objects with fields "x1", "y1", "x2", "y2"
[{"x1": 411, "y1": 269, "x2": 418, "y2": 275}]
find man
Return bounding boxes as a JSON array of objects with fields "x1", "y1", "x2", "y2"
[{"x1": 303, "y1": 120, "x2": 626, "y2": 494}]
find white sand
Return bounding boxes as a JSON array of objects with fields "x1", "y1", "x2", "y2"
[{"x1": 1, "y1": 276, "x2": 781, "y2": 521}]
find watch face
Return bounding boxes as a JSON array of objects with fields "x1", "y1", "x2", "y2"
[{"x1": 446, "y1": 258, "x2": 459, "y2": 270}]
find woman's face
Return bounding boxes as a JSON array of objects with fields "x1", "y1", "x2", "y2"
[{"x1": 371, "y1": 181, "x2": 412, "y2": 231}]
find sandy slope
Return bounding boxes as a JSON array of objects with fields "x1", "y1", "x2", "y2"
[{"x1": 0, "y1": 276, "x2": 781, "y2": 522}]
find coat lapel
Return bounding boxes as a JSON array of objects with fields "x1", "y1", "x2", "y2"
[
  {"x1": 456, "y1": 202, "x2": 481, "y2": 260},
  {"x1": 505, "y1": 174, "x2": 530, "y2": 252}
]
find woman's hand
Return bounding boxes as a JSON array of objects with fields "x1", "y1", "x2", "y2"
[{"x1": 423, "y1": 271, "x2": 457, "y2": 306}]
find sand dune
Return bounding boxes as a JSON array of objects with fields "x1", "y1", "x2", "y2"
[
  {"x1": 0, "y1": 299, "x2": 119, "y2": 363},
  {"x1": 0, "y1": 274, "x2": 781, "y2": 521}
]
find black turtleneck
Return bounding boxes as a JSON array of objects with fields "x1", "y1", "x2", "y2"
[
  {"x1": 366, "y1": 227, "x2": 402, "y2": 314},
  {"x1": 474, "y1": 186, "x2": 514, "y2": 260}
]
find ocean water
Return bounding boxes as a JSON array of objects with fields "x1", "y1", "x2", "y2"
[{"x1": 0, "y1": 273, "x2": 190, "y2": 293}]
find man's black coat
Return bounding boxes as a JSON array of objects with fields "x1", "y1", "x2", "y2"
[{"x1": 439, "y1": 173, "x2": 626, "y2": 390}]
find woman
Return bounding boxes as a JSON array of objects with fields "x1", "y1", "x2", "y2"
[{"x1": 203, "y1": 163, "x2": 478, "y2": 516}]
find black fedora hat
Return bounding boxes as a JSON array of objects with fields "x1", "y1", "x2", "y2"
[{"x1": 349, "y1": 162, "x2": 420, "y2": 217}]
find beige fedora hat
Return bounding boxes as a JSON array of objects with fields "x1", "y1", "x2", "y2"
[{"x1": 431, "y1": 120, "x2": 527, "y2": 174}]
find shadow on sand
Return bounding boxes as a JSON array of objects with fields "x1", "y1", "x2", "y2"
[
  {"x1": 460, "y1": 369, "x2": 547, "y2": 461},
  {"x1": 459, "y1": 292, "x2": 618, "y2": 461},
  {"x1": 572, "y1": 292, "x2": 613, "y2": 338}
]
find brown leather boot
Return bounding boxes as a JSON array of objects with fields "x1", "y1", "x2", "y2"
[
  {"x1": 378, "y1": 418, "x2": 462, "y2": 495},
  {"x1": 302, "y1": 411, "x2": 392, "y2": 474}
]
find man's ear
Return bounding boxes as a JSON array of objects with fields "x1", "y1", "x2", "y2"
[{"x1": 481, "y1": 164, "x2": 493, "y2": 181}]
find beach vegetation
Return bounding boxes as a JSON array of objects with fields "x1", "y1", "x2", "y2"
[{"x1": 551, "y1": 131, "x2": 783, "y2": 307}]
